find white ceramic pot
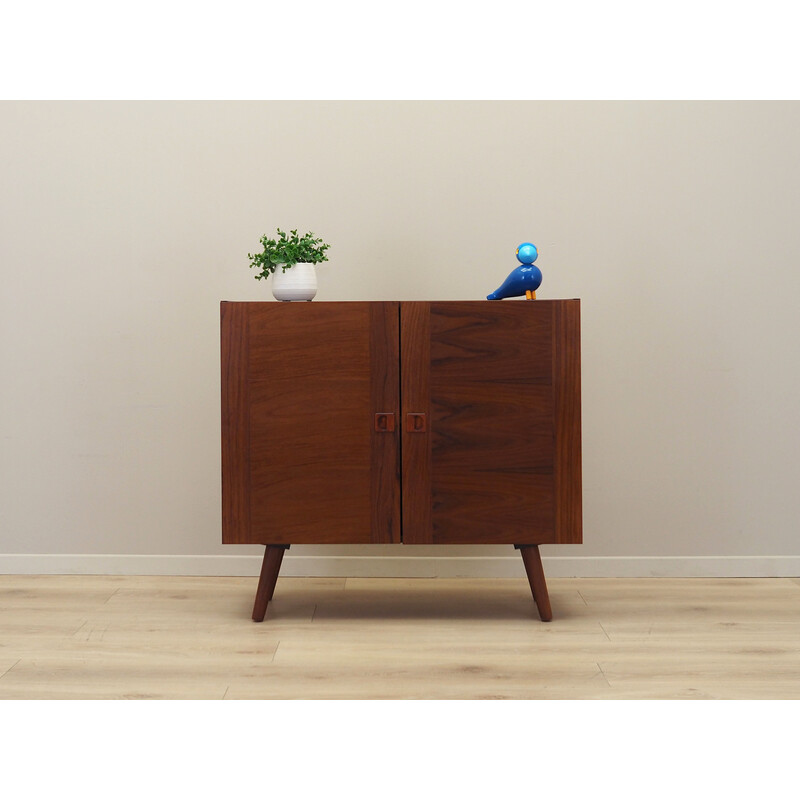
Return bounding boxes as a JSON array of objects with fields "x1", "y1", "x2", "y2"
[{"x1": 272, "y1": 262, "x2": 318, "y2": 301}]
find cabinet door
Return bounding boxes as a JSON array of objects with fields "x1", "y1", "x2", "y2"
[
  {"x1": 221, "y1": 302, "x2": 400, "y2": 544},
  {"x1": 401, "y1": 300, "x2": 581, "y2": 545}
]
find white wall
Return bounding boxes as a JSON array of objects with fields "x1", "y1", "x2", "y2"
[{"x1": 1, "y1": 101, "x2": 799, "y2": 576}]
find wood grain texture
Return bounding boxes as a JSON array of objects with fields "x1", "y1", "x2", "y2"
[
  {"x1": 425, "y1": 301, "x2": 561, "y2": 544},
  {"x1": 220, "y1": 302, "x2": 251, "y2": 543},
  {"x1": 252, "y1": 545, "x2": 288, "y2": 622},
  {"x1": 553, "y1": 300, "x2": 582, "y2": 544},
  {"x1": 400, "y1": 302, "x2": 433, "y2": 544},
  {"x1": 3, "y1": 576, "x2": 800, "y2": 699},
  {"x1": 370, "y1": 303, "x2": 401, "y2": 544},
  {"x1": 518, "y1": 545, "x2": 553, "y2": 621},
  {"x1": 221, "y1": 302, "x2": 400, "y2": 544},
  {"x1": 427, "y1": 301, "x2": 553, "y2": 384},
  {"x1": 223, "y1": 300, "x2": 580, "y2": 550}
]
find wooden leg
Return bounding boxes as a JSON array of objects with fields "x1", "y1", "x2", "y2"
[
  {"x1": 252, "y1": 545, "x2": 289, "y2": 622},
  {"x1": 515, "y1": 545, "x2": 552, "y2": 621}
]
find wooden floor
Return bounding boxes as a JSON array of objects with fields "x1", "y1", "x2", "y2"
[{"x1": 1, "y1": 575, "x2": 799, "y2": 699}]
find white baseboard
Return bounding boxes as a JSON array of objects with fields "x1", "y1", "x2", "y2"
[{"x1": 0, "y1": 554, "x2": 798, "y2": 578}]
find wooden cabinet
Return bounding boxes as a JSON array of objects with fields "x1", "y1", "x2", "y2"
[{"x1": 221, "y1": 300, "x2": 582, "y2": 621}]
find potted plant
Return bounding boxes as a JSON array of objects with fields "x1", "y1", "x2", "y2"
[{"x1": 248, "y1": 228, "x2": 331, "y2": 301}]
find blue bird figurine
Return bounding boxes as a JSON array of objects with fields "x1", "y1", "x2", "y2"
[{"x1": 487, "y1": 242, "x2": 542, "y2": 300}]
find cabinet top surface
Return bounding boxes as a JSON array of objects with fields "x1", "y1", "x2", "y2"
[{"x1": 220, "y1": 299, "x2": 580, "y2": 305}]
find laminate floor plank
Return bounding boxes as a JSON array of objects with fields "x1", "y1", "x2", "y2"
[
  {"x1": 0, "y1": 658, "x2": 21, "y2": 680},
  {"x1": 0, "y1": 657, "x2": 230, "y2": 700},
  {"x1": 2, "y1": 575, "x2": 800, "y2": 699}
]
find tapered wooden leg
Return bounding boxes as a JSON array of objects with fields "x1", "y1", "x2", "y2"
[
  {"x1": 252, "y1": 545, "x2": 289, "y2": 622},
  {"x1": 515, "y1": 545, "x2": 552, "y2": 621}
]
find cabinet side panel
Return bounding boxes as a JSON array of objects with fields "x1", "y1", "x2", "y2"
[
  {"x1": 221, "y1": 302, "x2": 251, "y2": 544},
  {"x1": 370, "y1": 302, "x2": 401, "y2": 543},
  {"x1": 400, "y1": 302, "x2": 433, "y2": 544},
  {"x1": 553, "y1": 300, "x2": 582, "y2": 543}
]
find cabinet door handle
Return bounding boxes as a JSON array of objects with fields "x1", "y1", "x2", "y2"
[
  {"x1": 406, "y1": 412, "x2": 427, "y2": 433},
  {"x1": 374, "y1": 413, "x2": 396, "y2": 432}
]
